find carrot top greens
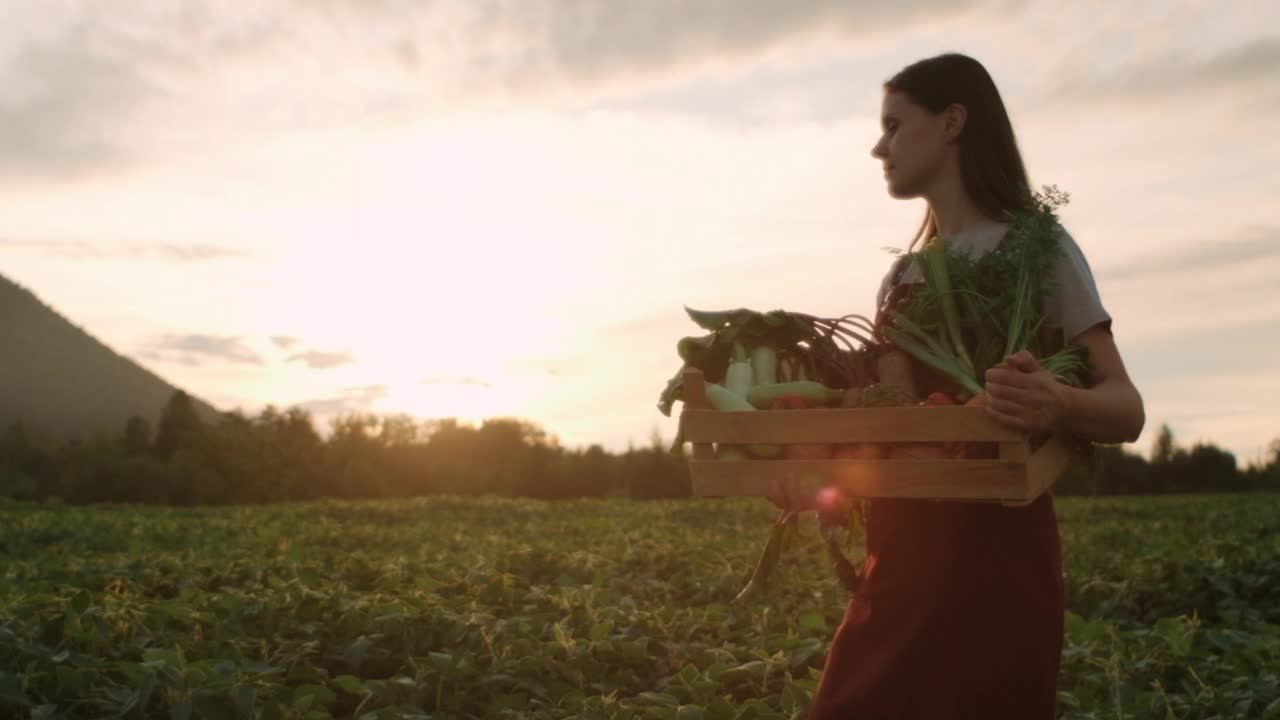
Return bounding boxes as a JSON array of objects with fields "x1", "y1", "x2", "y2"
[{"x1": 882, "y1": 185, "x2": 1090, "y2": 398}]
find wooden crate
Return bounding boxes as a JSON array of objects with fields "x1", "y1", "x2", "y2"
[{"x1": 679, "y1": 368, "x2": 1076, "y2": 506}]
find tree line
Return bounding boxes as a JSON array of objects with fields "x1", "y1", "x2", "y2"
[
  {"x1": 1, "y1": 390, "x2": 1277, "y2": 505},
  {"x1": 0, "y1": 391, "x2": 691, "y2": 505}
]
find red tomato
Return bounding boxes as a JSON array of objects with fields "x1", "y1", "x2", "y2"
[{"x1": 782, "y1": 395, "x2": 810, "y2": 410}]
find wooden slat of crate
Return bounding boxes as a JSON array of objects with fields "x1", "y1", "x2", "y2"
[
  {"x1": 689, "y1": 457, "x2": 1028, "y2": 501},
  {"x1": 681, "y1": 406, "x2": 1023, "y2": 444},
  {"x1": 682, "y1": 365, "x2": 717, "y2": 462},
  {"x1": 1006, "y1": 432, "x2": 1076, "y2": 506},
  {"x1": 688, "y1": 433, "x2": 1073, "y2": 503},
  {"x1": 678, "y1": 366, "x2": 1076, "y2": 505}
]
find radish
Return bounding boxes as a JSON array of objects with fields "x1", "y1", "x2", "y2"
[{"x1": 731, "y1": 509, "x2": 797, "y2": 605}]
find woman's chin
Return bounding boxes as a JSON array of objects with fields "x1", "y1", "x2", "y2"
[{"x1": 885, "y1": 182, "x2": 918, "y2": 199}]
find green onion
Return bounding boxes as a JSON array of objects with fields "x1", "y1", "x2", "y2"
[{"x1": 884, "y1": 185, "x2": 1091, "y2": 394}]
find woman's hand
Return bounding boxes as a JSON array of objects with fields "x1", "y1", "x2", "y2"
[{"x1": 982, "y1": 350, "x2": 1069, "y2": 434}]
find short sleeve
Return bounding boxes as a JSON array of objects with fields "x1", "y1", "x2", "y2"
[
  {"x1": 1046, "y1": 229, "x2": 1112, "y2": 341},
  {"x1": 875, "y1": 254, "x2": 910, "y2": 310}
]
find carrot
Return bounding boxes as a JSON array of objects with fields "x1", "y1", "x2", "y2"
[{"x1": 920, "y1": 391, "x2": 959, "y2": 406}]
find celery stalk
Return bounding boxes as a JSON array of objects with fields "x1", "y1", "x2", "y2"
[{"x1": 923, "y1": 241, "x2": 976, "y2": 381}]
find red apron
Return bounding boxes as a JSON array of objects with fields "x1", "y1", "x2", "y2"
[
  {"x1": 806, "y1": 263, "x2": 1066, "y2": 719},
  {"x1": 806, "y1": 494, "x2": 1065, "y2": 719}
]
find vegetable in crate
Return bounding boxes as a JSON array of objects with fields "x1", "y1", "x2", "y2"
[
  {"x1": 748, "y1": 381, "x2": 843, "y2": 409},
  {"x1": 874, "y1": 347, "x2": 918, "y2": 400},
  {"x1": 663, "y1": 305, "x2": 877, "y2": 601},
  {"x1": 724, "y1": 341, "x2": 754, "y2": 397},
  {"x1": 834, "y1": 382, "x2": 915, "y2": 460},
  {"x1": 703, "y1": 383, "x2": 783, "y2": 459},
  {"x1": 880, "y1": 186, "x2": 1091, "y2": 403},
  {"x1": 751, "y1": 344, "x2": 778, "y2": 385},
  {"x1": 765, "y1": 395, "x2": 836, "y2": 460},
  {"x1": 657, "y1": 306, "x2": 879, "y2": 420}
]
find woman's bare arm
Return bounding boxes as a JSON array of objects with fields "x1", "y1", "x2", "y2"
[
  {"x1": 984, "y1": 324, "x2": 1145, "y2": 443},
  {"x1": 1055, "y1": 325, "x2": 1146, "y2": 443}
]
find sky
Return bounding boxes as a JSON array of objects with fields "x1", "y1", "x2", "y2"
[{"x1": 3, "y1": 1, "x2": 1278, "y2": 466}]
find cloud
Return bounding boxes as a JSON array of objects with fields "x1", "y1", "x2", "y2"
[
  {"x1": 457, "y1": 0, "x2": 991, "y2": 88},
  {"x1": 297, "y1": 385, "x2": 388, "y2": 415},
  {"x1": 287, "y1": 350, "x2": 356, "y2": 369},
  {"x1": 0, "y1": 3, "x2": 287, "y2": 181},
  {"x1": 318, "y1": 0, "x2": 1005, "y2": 87},
  {"x1": 269, "y1": 336, "x2": 356, "y2": 369},
  {"x1": 0, "y1": 238, "x2": 249, "y2": 262},
  {"x1": 0, "y1": 0, "x2": 1006, "y2": 182},
  {"x1": 0, "y1": 4, "x2": 291, "y2": 184},
  {"x1": 0, "y1": 13, "x2": 154, "y2": 181},
  {"x1": 1097, "y1": 226, "x2": 1280, "y2": 280},
  {"x1": 148, "y1": 244, "x2": 250, "y2": 262},
  {"x1": 603, "y1": 309, "x2": 688, "y2": 337},
  {"x1": 421, "y1": 376, "x2": 492, "y2": 388},
  {"x1": 1126, "y1": 312, "x2": 1280, "y2": 382},
  {"x1": 139, "y1": 334, "x2": 263, "y2": 366},
  {"x1": 1046, "y1": 37, "x2": 1280, "y2": 107},
  {"x1": 502, "y1": 354, "x2": 591, "y2": 378}
]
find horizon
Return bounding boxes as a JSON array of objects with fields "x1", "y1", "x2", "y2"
[
  {"x1": 2, "y1": 236, "x2": 1268, "y2": 470},
  {"x1": 3, "y1": 3, "x2": 1278, "y2": 467}
]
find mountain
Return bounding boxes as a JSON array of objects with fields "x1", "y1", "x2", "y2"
[{"x1": 0, "y1": 273, "x2": 222, "y2": 441}]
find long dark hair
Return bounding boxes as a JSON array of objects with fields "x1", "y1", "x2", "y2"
[{"x1": 885, "y1": 53, "x2": 1032, "y2": 251}]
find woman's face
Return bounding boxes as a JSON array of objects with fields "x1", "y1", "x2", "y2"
[{"x1": 871, "y1": 90, "x2": 950, "y2": 199}]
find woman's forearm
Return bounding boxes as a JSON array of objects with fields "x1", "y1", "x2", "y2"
[{"x1": 1056, "y1": 378, "x2": 1145, "y2": 444}]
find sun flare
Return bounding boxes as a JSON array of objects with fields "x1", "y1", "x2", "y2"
[{"x1": 371, "y1": 379, "x2": 506, "y2": 424}]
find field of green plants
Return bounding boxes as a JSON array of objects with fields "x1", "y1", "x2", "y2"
[{"x1": 3, "y1": 494, "x2": 1279, "y2": 719}]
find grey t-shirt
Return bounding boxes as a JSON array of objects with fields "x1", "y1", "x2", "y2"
[{"x1": 875, "y1": 220, "x2": 1112, "y2": 343}]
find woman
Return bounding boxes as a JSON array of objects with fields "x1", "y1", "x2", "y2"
[{"x1": 801, "y1": 54, "x2": 1146, "y2": 719}]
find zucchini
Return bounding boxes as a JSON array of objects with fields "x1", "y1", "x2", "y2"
[
  {"x1": 706, "y1": 383, "x2": 756, "y2": 411},
  {"x1": 747, "y1": 381, "x2": 843, "y2": 409},
  {"x1": 705, "y1": 383, "x2": 783, "y2": 458}
]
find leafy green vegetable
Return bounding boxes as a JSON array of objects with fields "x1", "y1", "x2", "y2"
[
  {"x1": 657, "y1": 307, "x2": 878, "y2": 420},
  {"x1": 883, "y1": 185, "x2": 1091, "y2": 395}
]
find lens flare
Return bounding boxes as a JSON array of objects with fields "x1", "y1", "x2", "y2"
[{"x1": 816, "y1": 486, "x2": 844, "y2": 510}]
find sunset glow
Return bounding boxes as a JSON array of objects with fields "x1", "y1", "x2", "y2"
[{"x1": 3, "y1": 3, "x2": 1277, "y2": 463}]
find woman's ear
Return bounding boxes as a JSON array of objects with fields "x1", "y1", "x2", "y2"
[{"x1": 943, "y1": 103, "x2": 967, "y2": 143}]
